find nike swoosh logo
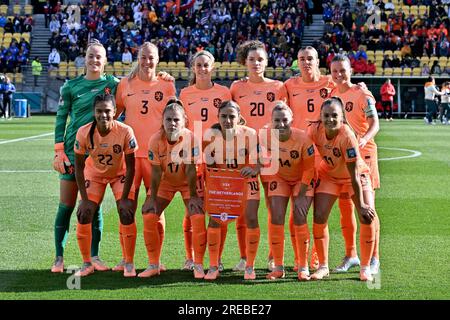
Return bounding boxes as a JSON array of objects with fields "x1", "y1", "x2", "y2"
[
  {"x1": 127, "y1": 93, "x2": 136, "y2": 97},
  {"x1": 293, "y1": 93, "x2": 301, "y2": 96},
  {"x1": 159, "y1": 154, "x2": 166, "y2": 158},
  {"x1": 239, "y1": 95, "x2": 246, "y2": 98},
  {"x1": 76, "y1": 92, "x2": 88, "y2": 98},
  {"x1": 250, "y1": 192, "x2": 258, "y2": 195},
  {"x1": 188, "y1": 102, "x2": 196, "y2": 105}
]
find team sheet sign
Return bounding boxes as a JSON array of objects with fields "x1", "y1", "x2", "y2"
[{"x1": 205, "y1": 168, "x2": 247, "y2": 222}]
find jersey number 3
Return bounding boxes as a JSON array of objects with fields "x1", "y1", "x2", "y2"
[{"x1": 141, "y1": 100, "x2": 149, "y2": 114}]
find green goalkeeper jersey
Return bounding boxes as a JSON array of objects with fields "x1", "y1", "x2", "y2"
[{"x1": 54, "y1": 74, "x2": 119, "y2": 162}]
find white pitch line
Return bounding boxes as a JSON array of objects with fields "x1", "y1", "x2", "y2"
[
  {"x1": 378, "y1": 147, "x2": 422, "y2": 161},
  {"x1": 0, "y1": 170, "x2": 53, "y2": 173},
  {"x1": 0, "y1": 132, "x2": 54, "y2": 145}
]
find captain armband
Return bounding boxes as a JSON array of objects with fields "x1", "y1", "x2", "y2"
[{"x1": 364, "y1": 99, "x2": 377, "y2": 117}]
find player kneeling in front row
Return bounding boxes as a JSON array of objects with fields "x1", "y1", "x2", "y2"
[
  {"x1": 260, "y1": 102, "x2": 316, "y2": 280},
  {"x1": 308, "y1": 97, "x2": 378, "y2": 282},
  {"x1": 74, "y1": 93, "x2": 138, "y2": 277},
  {"x1": 140, "y1": 99, "x2": 206, "y2": 279}
]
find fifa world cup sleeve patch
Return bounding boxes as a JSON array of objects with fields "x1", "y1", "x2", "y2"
[
  {"x1": 346, "y1": 147, "x2": 357, "y2": 159},
  {"x1": 149, "y1": 150, "x2": 154, "y2": 160},
  {"x1": 75, "y1": 140, "x2": 80, "y2": 150},
  {"x1": 129, "y1": 138, "x2": 136, "y2": 149},
  {"x1": 307, "y1": 145, "x2": 314, "y2": 156},
  {"x1": 192, "y1": 146, "x2": 199, "y2": 157}
]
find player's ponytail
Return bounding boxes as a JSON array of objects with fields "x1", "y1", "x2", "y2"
[{"x1": 89, "y1": 93, "x2": 117, "y2": 149}]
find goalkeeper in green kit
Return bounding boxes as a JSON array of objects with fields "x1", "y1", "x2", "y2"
[{"x1": 51, "y1": 40, "x2": 119, "y2": 273}]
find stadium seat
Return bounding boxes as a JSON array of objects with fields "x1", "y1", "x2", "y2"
[
  {"x1": 49, "y1": 69, "x2": 58, "y2": 78},
  {"x1": 158, "y1": 61, "x2": 168, "y2": 69},
  {"x1": 180, "y1": 68, "x2": 189, "y2": 80},
  {"x1": 176, "y1": 61, "x2": 185, "y2": 67},
  {"x1": 25, "y1": 5, "x2": 33, "y2": 15},
  {"x1": 58, "y1": 68, "x2": 68, "y2": 79},
  {"x1": 218, "y1": 68, "x2": 227, "y2": 80},
  {"x1": 21, "y1": 33, "x2": 30, "y2": 42},
  {"x1": 265, "y1": 67, "x2": 275, "y2": 78},
  {"x1": 0, "y1": 5, "x2": 7, "y2": 15},
  {"x1": 59, "y1": 61, "x2": 68, "y2": 69},
  {"x1": 274, "y1": 67, "x2": 285, "y2": 79},
  {"x1": 412, "y1": 68, "x2": 421, "y2": 76},
  {"x1": 12, "y1": 33, "x2": 21, "y2": 41},
  {"x1": 105, "y1": 65, "x2": 114, "y2": 74},
  {"x1": 76, "y1": 67, "x2": 84, "y2": 76},
  {"x1": 383, "y1": 68, "x2": 393, "y2": 76},
  {"x1": 13, "y1": 5, "x2": 21, "y2": 15},
  {"x1": 393, "y1": 67, "x2": 403, "y2": 76},
  {"x1": 418, "y1": 5, "x2": 428, "y2": 15},
  {"x1": 68, "y1": 67, "x2": 77, "y2": 79},
  {"x1": 14, "y1": 73, "x2": 23, "y2": 84}
]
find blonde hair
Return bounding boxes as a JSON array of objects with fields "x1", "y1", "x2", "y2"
[
  {"x1": 128, "y1": 42, "x2": 159, "y2": 80},
  {"x1": 189, "y1": 50, "x2": 215, "y2": 86},
  {"x1": 84, "y1": 39, "x2": 107, "y2": 75}
]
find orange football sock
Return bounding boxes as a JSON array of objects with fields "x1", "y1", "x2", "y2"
[
  {"x1": 121, "y1": 222, "x2": 137, "y2": 264},
  {"x1": 118, "y1": 223, "x2": 125, "y2": 260},
  {"x1": 219, "y1": 223, "x2": 228, "y2": 259},
  {"x1": 372, "y1": 215, "x2": 380, "y2": 259},
  {"x1": 339, "y1": 197, "x2": 357, "y2": 258},
  {"x1": 263, "y1": 192, "x2": 273, "y2": 259},
  {"x1": 236, "y1": 214, "x2": 247, "y2": 259},
  {"x1": 289, "y1": 207, "x2": 299, "y2": 265},
  {"x1": 313, "y1": 223, "x2": 329, "y2": 266},
  {"x1": 294, "y1": 224, "x2": 310, "y2": 269},
  {"x1": 76, "y1": 223, "x2": 92, "y2": 263},
  {"x1": 190, "y1": 214, "x2": 206, "y2": 265},
  {"x1": 207, "y1": 226, "x2": 221, "y2": 268},
  {"x1": 158, "y1": 213, "x2": 165, "y2": 248},
  {"x1": 360, "y1": 223, "x2": 376, "y2": 267},
  {"x1": 183, "y1": 213, "x2": 193, "y2": 260},
  {"x1": 143, "y1": 214, "x2": 161, "y2": 265},
  {"x1": 245, "y1": 227, "x2": 260, "y2": 268},
  {"x1": 270, "y1": 223, "x2": 285, "y2": 266}
]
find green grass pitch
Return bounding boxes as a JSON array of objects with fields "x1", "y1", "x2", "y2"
[{"x1": 0, "y1": 116, "x2": 449, "y2": 300}]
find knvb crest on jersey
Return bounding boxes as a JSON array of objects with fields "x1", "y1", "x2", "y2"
[
  {"x1": 155, "y1": 91, "x2": 163, "y2": 101},
  {"x1": 269, "y1": 181, "x2": 277, "y2": 191},
  {"x1": 290, "y1": 150, "x2": 299, "y2": 159},
  {"x1": 113, "y1": 144, "x2": 122, "y2": 154},
  {"x1": 345, "y1": 102, "x2": 354, "y2": 112},
  {"x1": 104, "y1": 87, "x2": 111, "y2": 95},
  {"x1": 266, "y1": 92, "x2": 275, "y2": 102},
  {"x1": 320, "y1": 88, "x2": 328, "y2": 99},
  {"x1": 333, "y1": 147, "x2": 341, "y2": 158},
  {"x1": 213, "y1": 98, "x2": 222, "y2": 108}
]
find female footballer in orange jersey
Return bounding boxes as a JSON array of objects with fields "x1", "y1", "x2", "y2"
[
  {"x1": 51, "y1": 40, "x2": 118, "y2": 273},
  {"x1": 307, "y1": 97, "x2": 378, "y2": 282},
  {"x1": 73, "y1": 93, "x2": 138, "y2": 277},
  {"x1": 203, "y1": 100, "x2": 261, "y2": 281},
  {"x1": 139, "y1": 100, "x2": 206, "y2": 279},
  {"x1": 179, "y1": 50, "x2": 231, "y2": 271},
  {"x1": 329, "y1": 54, "x2": 381, "y2": 275},
  {"x1": 285, "y1": 46, "x2": 366, "y2": 272},
  {"x1": 114, "y1": 42, "x2": 176, "y2": 272},
  {"x1": 260, "y1": 102, "x2": 316, "y2": 280},
  {"x1": 230, "y1": 40, "x2": 288, "y2": 272}
]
